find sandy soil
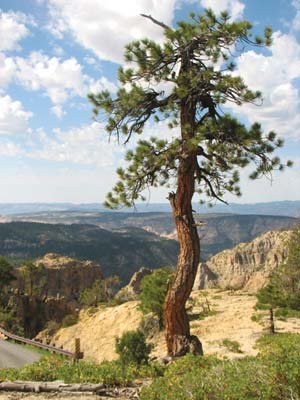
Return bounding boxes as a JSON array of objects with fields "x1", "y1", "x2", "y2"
[
  {"x1": 47, "y1": 301, "x2": 142, "y2": 363},
  {"x1": 44, "y1": 289, "x2": 300, "y2": 361}
]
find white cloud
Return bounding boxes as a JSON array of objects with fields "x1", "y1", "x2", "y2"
[
  {"x1": 292, "y1": 0, "x2": 300, "y2": 31},
  {"x1": 0, "y1": 139, "x2": 22, "y2": 156},
  {"x1": 199, "y1": 0, "x2": 244, "y2": 20},
  {"x1": 15, "y1": 52, "x2": 86, "y2": 104},
  {"x1": 88, "y1": 77, "x2": 117, "y2": 95},
  {"x1": 47, "y1": 0, "x2": 176, "y2": 63},
  {"x1": 14, "y1": 51, "x2": 116, "y2": 115},
  {"x1": 230, "y1": 32, "x2": 300, "y2": 140},
  {"x1": 0, "y1": 53, "x2": 15, "y2": 88},
  {"x1": 51, "y1": 104, "x2": 66, "y2": 118},
  {"x1": 0, "y1": 10, "x2": 31, "y2": 52},
  {"x1": 28, "y1": 122, "x2": 124, "y2": 167},
  {"x1": 0, "y1": 95, "x2": 33, "y2": 135},
  {"x1": 0, "y1": 163, "x2": 119, "y2": 202}
]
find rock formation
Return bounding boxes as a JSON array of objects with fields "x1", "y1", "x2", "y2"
[
  {"x1": 116, "y1": 267, "x2": 153, "y2": 301},
  {"x1": 8, "y1": 253, "x2": 103, "y2": 337},
  {"x1": 193, "y1": 230, "x2": 291, "y2": 292},
  {"x1": 15, "y1": 295, "x2": 76, "y2": 338},
  {"x1": 15, "y1": 253, "x2": 103, "y2": 301}
]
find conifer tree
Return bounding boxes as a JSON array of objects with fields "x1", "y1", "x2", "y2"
[
  {"x1": 257, "y1": 226, "x2": 300, "y2": 333},
  {"x1": 89, "y1": 9, "x2": 291, "y2": 356}
]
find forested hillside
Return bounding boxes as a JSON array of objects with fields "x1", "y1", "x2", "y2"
[
  {"x1": 0, "y1": 222, "x2": 178, "y2": 284},
  {"x1": 6, "y1": 212, "x2": 299, "y2": 260}
]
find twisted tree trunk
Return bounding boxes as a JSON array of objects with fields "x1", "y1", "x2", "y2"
[{"x1": 164, "y1": 155, "x2": 203, "y2": 357}]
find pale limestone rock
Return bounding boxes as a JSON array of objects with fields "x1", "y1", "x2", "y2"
[
  {"x1": 194, "y1": 230, "x2": 291, "y2": 292},
  {"x1": 116, "y1": 267, "x2": 153, "y2": 301}
]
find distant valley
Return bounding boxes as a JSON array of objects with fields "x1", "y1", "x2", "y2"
[
  {"x1": 0, "y1": 212, "x2": 299, "y2": 283},
  {"x1": 0, "y1": 222, "x2": 178, "y2": 284}
]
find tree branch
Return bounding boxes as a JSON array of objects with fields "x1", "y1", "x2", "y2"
[{"x1": 140, "y1": 14, "x2": 171, "y2": 30}]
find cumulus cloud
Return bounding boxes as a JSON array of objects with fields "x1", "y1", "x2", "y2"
[
  {"x1": 0, "y1": 10, "x2": 34, "y2": 52},
  {"x1": 0, "y1": 95, "x2": 33, "y2": 135},
  {"x1": 199, "y1": 0, "x2": 245, "y2": 20},
  {"x1": 292, "y1": 0, "x2": 300, "y2": 32},
  {"x1": 0, "y1": 53, "x2": 15, "y2": 88},
  {"x1": 230, "y1": 32, "x2": 300, "y2": 140},
  {"x1": 14, "y1": 51, "x2": 116, "y2": 116},
  {"x1": 0, "y1": 139, "x2": 22, "y2": 156},
  {"x1": 51, "y1": 104, "x2": 66, "y2": 118},
  {"x1": 15, "y1": 52, "x2": 86, "y2": 103},
  {"x1": 28, "y1": 122, "x2": 124, "y2": 167},
  {"x1": 47, "y1": 0, "x2": 176, "y2": 63}
]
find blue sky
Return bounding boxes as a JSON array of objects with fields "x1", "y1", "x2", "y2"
[{"x1": 0, "y1": 0, "x2": 299, "y2": 204}]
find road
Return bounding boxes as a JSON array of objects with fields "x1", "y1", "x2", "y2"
[{"x1": 0, "y1": 339, "x2": 41, "y2": 368}]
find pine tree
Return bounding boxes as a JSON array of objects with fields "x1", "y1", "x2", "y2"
[
  {"x1": 89, "y1": 9, "x2": 291, "y2": 356},
  {"x1": 139, "y1": 268, "x2": 174, "y2": 329},
  {"x1": 256, "y1": 227, "x2": 300, "y2": 332}
]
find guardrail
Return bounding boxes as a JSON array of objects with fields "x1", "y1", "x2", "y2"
[{"x1": 0, "y1": 327, "x2": 83, "y2": 360}]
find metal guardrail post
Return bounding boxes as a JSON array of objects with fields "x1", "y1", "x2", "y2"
[{"x1": 74, "y1": 338, "x2": 84, "y2": 362}]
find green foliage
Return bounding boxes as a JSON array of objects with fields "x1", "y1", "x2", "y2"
[
  {"x1": 222, "y1": 338, "x2": 243, "y2": 353},
  {"x1": 20, "y1": 261, "x2": 44, "y2": 296},
  {"x1": 139, "y1": 268, "x2": 174, "y2": 328},
  {"x1": 89, "y1": 9, "x2": 290, "y2": 209},
  {"x1": 61, "y1": 313, "x2": 79, "y2": 328},
  {"x1": 79, "y1": 276, "x2": 120, "y2": 307},
  {"x1": 115, "y1": 330, "x2": 152, "y2": 366},
  {"x1": 0, "y1": 309, "x2": 24, "y2": 335},
  {"x1": 0, "y1": 258, "x2": 23, "y2": 334},
  {"x1": 140, "y1": 334, "x2": 300, "y2": 400},
  {"x1": 0, "y1": 256, "x2": 15, "y2": 289},
  {"x1": 0, "y1": 356, "x2": 164, "y2": 386},
  {"x1": 256, "y1": 227, "x2": 300, "y2": 312}
]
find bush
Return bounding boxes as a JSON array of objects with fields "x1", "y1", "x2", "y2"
[
  {"x1": 115, "y1": 330, "x2": 152, "y2": 365},
  {"x1": 139, "y1": 268, "x2": 174, "y2": 328},
  {"x1": 222, "y1": 338, "x2": 243, "y2": 353},
  {"x1": 139, "y1": 313, "x2": 160, "y2": 338},
  {"x1": 61, "y1": 313, "x2": 79, "y2": 328},
  {"x1": 0, "y1": 356, "x2": 164, "y2": 386},
  {"x1": 140, "y1": 334, "x2": 300, "y2": 400}
]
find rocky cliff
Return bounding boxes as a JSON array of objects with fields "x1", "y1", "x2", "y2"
[
  {"x1": 15, "y1": 253, "x2": 103, "y2": 301},
  {"x1": 193, "y1": 230, "x2": 291, "y2": 292},
  {"x1": 8, "y1": 254, "x2": 104, "y2": 337},
  {"x1": 116, "y1": 267, "x2": 153, "y2": 301}
]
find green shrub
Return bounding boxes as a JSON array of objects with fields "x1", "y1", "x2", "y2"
[
  {"x1": 0, "y1": 356, "x2": 164, "y2": 386},
  {"x1": 61, "y1": 313, "x2": 79, "y2": 328},
  {"x1": 140, "y1": 334, "x2": 300, "y2": 400},
  {"x1": 222, "y1": 338, "x2": 243, "y2": 353},
  {"x1": 139, "y1": 268, "x2": 174, "y2": 328},
  {"x1": 115, "y1": 330, "x2": 152, "y2": 365}
]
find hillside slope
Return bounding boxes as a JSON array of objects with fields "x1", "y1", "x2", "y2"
[
  {"x1": 0, "y1": 222, "x2": 178, "y2": 284},
  {"x1": 6, "y1": 212, "x2": 299, "y2": 260},
  {"x1": 43, "y1": 290, "x2": 300, "y2": 363}
]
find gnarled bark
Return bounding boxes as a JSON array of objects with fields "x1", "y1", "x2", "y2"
[{"x1": 164, "y1": 155, "x2": 203, "y2": 357}]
